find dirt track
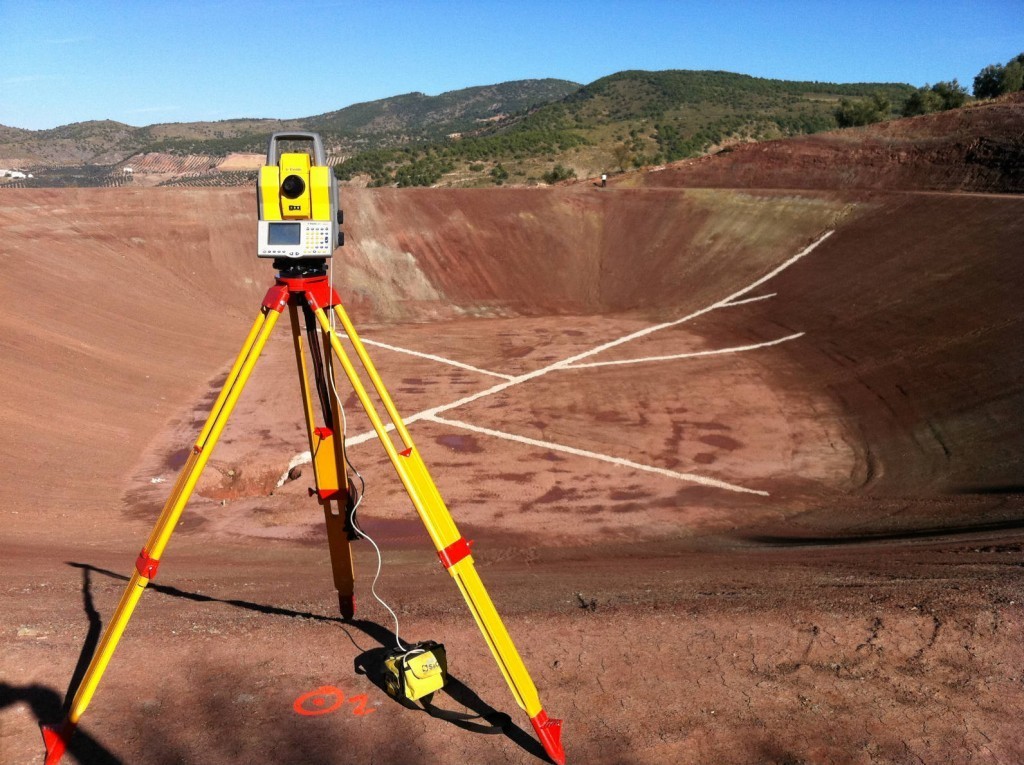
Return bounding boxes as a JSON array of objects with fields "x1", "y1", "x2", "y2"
[{"x1": 2, "y1": 113, "x2": 1024, "y2": 765}]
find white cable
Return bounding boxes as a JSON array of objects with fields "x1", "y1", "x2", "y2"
[
  {"x1": 325, "y1": 258, "x2": 407, "y2": 651},
  {"x1": 349, "y1": 495, "x2": 409, "y2": 652}
]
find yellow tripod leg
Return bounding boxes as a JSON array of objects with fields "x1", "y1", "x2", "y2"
[
  {"x1": 323, "y1": 346, "x2": 357, "y2": 618},
  {"x1": 311, "y1": 304, "x2": 566, "y2": 764},
  {"x1": 287, "y1": 304, "x2": 356, "y2": 618},
  {"x1": 42, "y1": 302, "x2": 284, "y2": 765},
  {"x1": 322, "y1": 498, "x2": 357, "y2": 617}
]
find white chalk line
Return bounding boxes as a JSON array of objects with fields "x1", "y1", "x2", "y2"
[
  {"x1": 721, "y1": 292, "x2": 776, "y2": 307},
  {"x1": 427, "y1": 415, "x2": 768, "y2": 496},
  {"x1": 535, "y1": 231, "x2": 832, "y2": 373},
  {"x1": 389, "y1": 229, "x2": 833, "y2": 424},
  {"x1": 285, "y1": 231, "x2": 834, "y2": 491},
  {"x1": 275, "y1": 450, "x2": 314, "y2": 488},
  {"x1": 359, "y1": 338, "x2": 515, "y2": 381},
  {"x1": 565, "y1": 332, "x2": 805, "y2": 370}
]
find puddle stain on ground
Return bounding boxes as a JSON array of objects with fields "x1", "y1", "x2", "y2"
[
  {"x1": 700, "y1": 433, "x2": 743, "y2": 451},
  {"x1": 435, "y1": 433, "x2": 484, "y2": 453},
  {"x1": 164, "y1": 447, "x2": 192, "y2": 470}
]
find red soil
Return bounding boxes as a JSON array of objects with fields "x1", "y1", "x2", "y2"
[
  {"x1": 625, "y1": 93, "x2": 1024, "y2": 194},
  {"x1": 2, "y1": 101, "x2": 1023, "y2": 765}
]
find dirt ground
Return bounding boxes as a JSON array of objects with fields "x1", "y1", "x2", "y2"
[
  {"x1": 2, "y1": 101, "x2": 1023, "y2": 765},
  {"x1": 618, "y1": 92, "x2": 1024, "y2": 195}
]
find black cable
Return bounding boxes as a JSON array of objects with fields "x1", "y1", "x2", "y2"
[{"x1": 302, "y1": 303, "x2": 335, "y2": 432}]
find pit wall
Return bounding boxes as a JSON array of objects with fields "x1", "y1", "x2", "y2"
[
  {"x1": 0, "y1": 185, "x2": 853, "y2": 530},
  {"x1": 338, "y1": 186, "x2": 856, "y2": 321},
  {"x1": 2, "y1": 185, "x2": 1019, "y2": 531},
  {"x1": 738, "y1": 192, "x2": 1024, "y2": 497}
]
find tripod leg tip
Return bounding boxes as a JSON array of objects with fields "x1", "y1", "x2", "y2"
[
  {"x1": 339, "y1": 594, "x2": 356, "y2": 620},
  {"x1": 41, "y1": 720, "x2": 76, "y2": 765},
  {"x1": 530, "y1": 709, "x2": 565, "y2": 765}
]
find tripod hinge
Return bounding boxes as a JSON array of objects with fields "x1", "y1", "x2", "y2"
[
  {"x1": 134, "y1": 548, "x2": 161, "y2": 580},
  {"x1": 438, "y1": 537, "x2": 474, "y2": 569},
  {"x1": 262, "y1": 285, "x2": 291, "y2": 314},
  {"x1": 264, "y1": 275, "x2": 341, "y2": 313}
]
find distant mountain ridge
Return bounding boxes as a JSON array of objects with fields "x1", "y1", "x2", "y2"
[
  {"x1": 0, "y1": 79, "x2": 582, "y2": 165},
  {"x1": 329, "y1": 70, "x2": 916, "y2": 187},
  {"x1": 0, "y1": 69, "x2": 919, "y2": 187},
  {"x1": 305, "y1": 79, "x2": 581, "y2": 137}
]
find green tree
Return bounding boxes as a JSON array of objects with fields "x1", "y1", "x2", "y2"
[
  {"x1": 974, "y1": 64, "x2": 1005, "y2": 98},
  {"x1": 932, "y1": 79, "x2": 969, "y2": 109},
  {"x1": 1004, "y1": 59, "x2": 1024, "y2": 93},
  {"x1": 541, "y1": 163, "x2": 576, "y2": 184},
  {"x1": 903, "y1": 80, "x2": 969, "y2": 116},
  {"x1": 490, "y1": 163, "x2": 509, "y2": 185},
  {"x1": 902, "y1": 88, "x2": 941, "y2": 117},
  {"x1": 973, "y1": 54, "x2": 1024, "y2": 98},
  {"x1": 834, "y1": 92, "x2": 891, "y2": 127},
  {"x1": 611, "y1": 142, "x2": 632, "y2": 171}
]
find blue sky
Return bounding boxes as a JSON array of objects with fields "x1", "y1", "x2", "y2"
[{"x1": 1, "y1": 0, "x2": 1021, "y2": 130}]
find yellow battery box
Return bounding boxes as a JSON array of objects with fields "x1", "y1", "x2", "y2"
[{"x1": 383, "y1": 641, "x2": 447, "y2": 701}]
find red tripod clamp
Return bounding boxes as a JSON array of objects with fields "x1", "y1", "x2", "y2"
[{"x1": 262, "y1": 275, "x2": 341, "y2": 313}]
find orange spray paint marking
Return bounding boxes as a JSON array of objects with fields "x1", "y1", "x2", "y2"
[
  {"x1": 293, "y1": 686, "x2": 345, "y2": 716},
  {"x1": 347, "y1": 693, "x2": 376, "y2": 716}
]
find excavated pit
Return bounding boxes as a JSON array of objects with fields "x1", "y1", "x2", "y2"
[{"x1": 2, "y1": 109, "x2": 1023, "y2": 765}]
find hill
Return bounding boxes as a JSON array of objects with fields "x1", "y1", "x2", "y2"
[
  {"x1": 0, "y1": 70, "x2": 917, "y2": 187},
  {"x1": 620, "y1": 91, "x2": 1024, "y2": 194},
  {"x1": 0, "y1": 79, "x2": 580, "y2": 171},
  {"x1": 541, "y1": 69, "x2": 915, "y2": 158},
  {"x1": 331, "y1": 70, "x2": 917, "y2": 186},
  {"x1": 305, "y1": 78, "x2": 582, "y2": 141}
]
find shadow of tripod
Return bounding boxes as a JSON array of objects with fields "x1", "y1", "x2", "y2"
[
  {"x1": 2, "y1": 566, "x2": 124, "y2": 765},
  {"x1": 348, "y1": 618, "x2": 549, "y2": 759},
  {"x1": 65, "y1": 562, "x2": 551, "y2": 762}
]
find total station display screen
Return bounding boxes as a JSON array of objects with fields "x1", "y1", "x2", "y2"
[{"x1": 267, "y1": 222, "x2": 302, "y2": 245}]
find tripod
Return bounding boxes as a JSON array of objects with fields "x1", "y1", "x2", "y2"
[{"x1": 42, "y1": 260, "x2": 565, "y2": 765}]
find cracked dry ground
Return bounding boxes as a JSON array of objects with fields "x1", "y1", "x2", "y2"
[{"x1": 4, "y1": 530, "x2": 1022, "y2": 765}]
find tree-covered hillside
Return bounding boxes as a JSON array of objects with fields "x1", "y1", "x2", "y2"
[
  {"x1": 1, "y1": 70, "x2": 923, "y2": 188},
  {"x1": 0, "y1": 79, "x2": 581, "y2": 165},
  {"x1": 333, "y1": 70, "x2": 917, "y2": 186}
]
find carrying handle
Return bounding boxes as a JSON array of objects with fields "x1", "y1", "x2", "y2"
[{"x1": 266, "y1": 132, "x2": 327, "y2": 165}]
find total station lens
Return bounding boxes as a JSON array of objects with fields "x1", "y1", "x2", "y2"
[{"x1": 281, "y1": 174, "x2": 306, "y2": 199}]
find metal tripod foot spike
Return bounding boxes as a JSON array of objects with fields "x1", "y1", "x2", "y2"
[{"x1": 43, "y1": 268, "x2": 566, "y2": 764}]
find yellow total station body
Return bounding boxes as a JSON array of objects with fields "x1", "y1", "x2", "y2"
[
  {"x1": 256, "y1": 133, "x2": 340, "y2": 260},
  {"x1": 258, "y1": 151, "x2": 335, "y2": 221}
]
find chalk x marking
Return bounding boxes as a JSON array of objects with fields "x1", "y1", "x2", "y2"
[
  {"x1": 286, "y1": 232, "x2": 835, "y2": 489},
  {"x1": 566, "y1": 332, "x2": 804, "y2": 370},
  {"x1": 359, "y1": 338, "x2": 515, "y2": 381},
  {"x1": 548, "y1": 231, "x2": 831, "y2": 370},
  {"x1": 428, "y1": 415, "x2": 768, "y2": 496},
  {"x1": 372, "y1": 230, "x2": 834, "y2": 427}
]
